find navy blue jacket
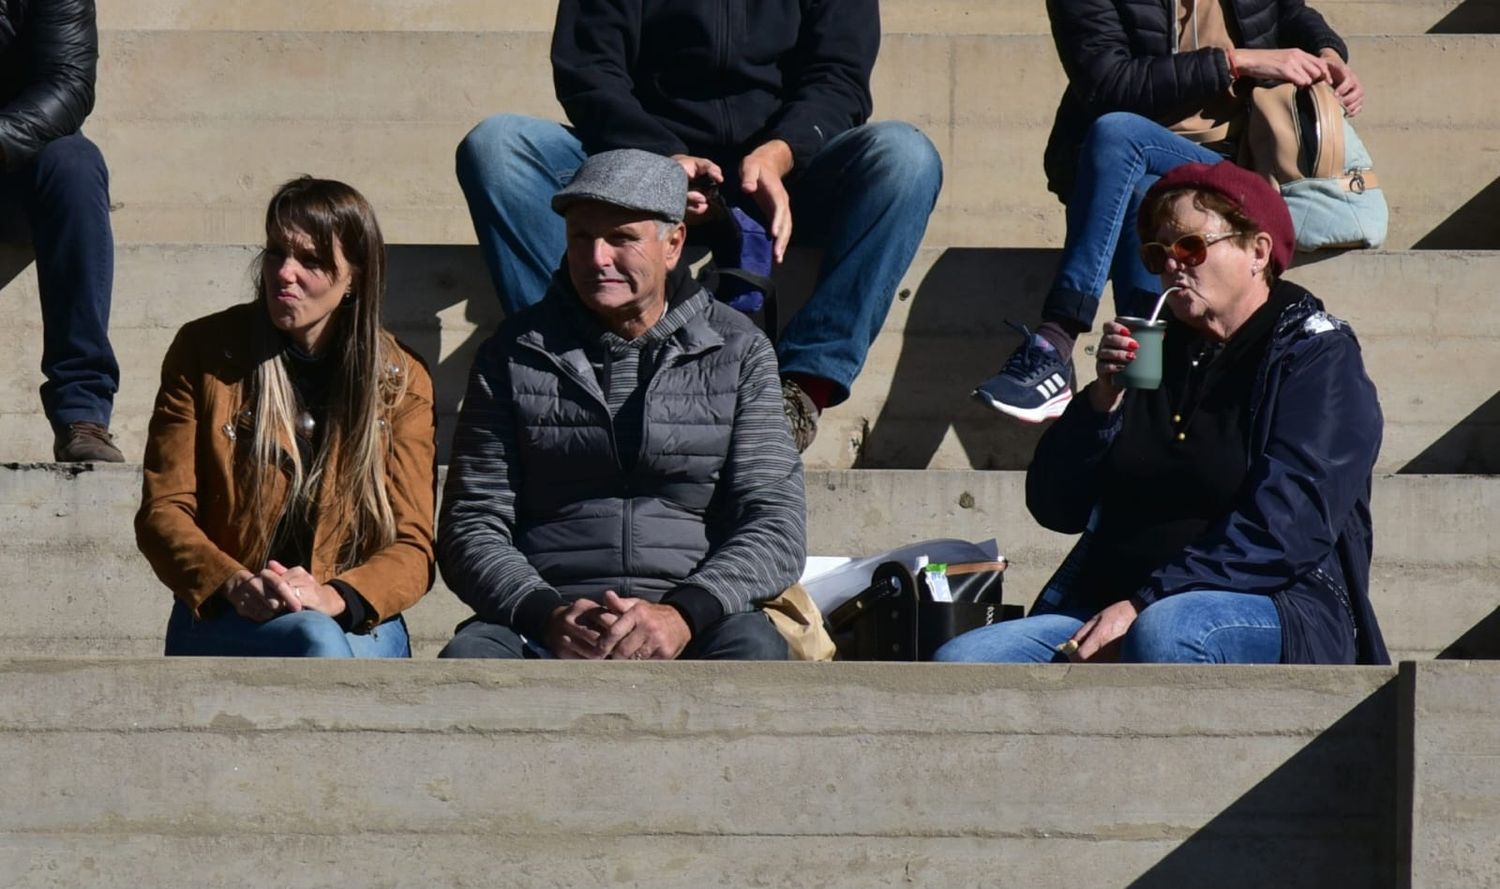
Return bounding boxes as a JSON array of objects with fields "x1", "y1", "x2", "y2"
[
  {"x1": 551, "y1": 0, "x2": 877, "y2": 171},
  {"x1": 1028, "y1": 283, "x2": 1389, "y2": 665},
  {"x1": 1043, "y1": 0, "x2": 1347, "y2": 198}
]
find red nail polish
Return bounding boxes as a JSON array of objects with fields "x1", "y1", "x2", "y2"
[{"x1": 1127, "y1": 340, "x2": 1139, "y2": 350}]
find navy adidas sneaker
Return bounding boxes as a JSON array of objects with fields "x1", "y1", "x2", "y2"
[{"x1": 972, "y1": 324, "x2": 1074, "y2": 423}]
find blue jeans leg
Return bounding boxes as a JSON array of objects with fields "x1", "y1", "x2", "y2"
[
  {"x1": 1044, "y1": 112, "x2": 1223, "y2": 331},
  {"x1": 932, "y1": 610, "x2": 1092, "y2": 663},
  {"x1": 455, "y1": 114, "x2": 585, "y2": 316},
  {"x1": 164, "y1": 600, "x2": 411, "y2": 658},
  {"x1": 778, "y1": 121, "x2": 943, "y2": 405},
  {"x1": 1121, "y1": 591, "x2": 1282, "y2": 664},
  {"x1": 0, "y1": 133, "x2": 120, "y2": 429}
]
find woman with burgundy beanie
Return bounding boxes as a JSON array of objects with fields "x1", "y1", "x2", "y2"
[
  {"x1": 939, "y1": 161, "x2": 1387, "y2": 665},
  {"x1": 973, "y1": 0, "x2": 1364, "y2": 424}
]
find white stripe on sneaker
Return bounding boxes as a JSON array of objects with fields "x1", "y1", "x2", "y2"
[{"x1": 974, "y1": 385, "x2": 1074, "y2": 424}]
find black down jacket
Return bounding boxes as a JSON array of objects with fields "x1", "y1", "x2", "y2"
[
  {"x1": 1043, "y1": 0, "x2": 1346, "y2": 198},
  {"x1": 0, "y1": 0, "x2": 97, "y2": 172}
]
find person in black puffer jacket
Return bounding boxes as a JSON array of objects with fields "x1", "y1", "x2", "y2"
[
  {"x1": 0, "y1": 0, "x2": 124, "y2": 461},
  {"x1": 972, "y1": 0, "x2": 1363, "y2": 429}
]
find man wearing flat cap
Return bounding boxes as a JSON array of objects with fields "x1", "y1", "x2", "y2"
[{"x1": 437, "y1": 149, "x2": 807, "y2": 660}]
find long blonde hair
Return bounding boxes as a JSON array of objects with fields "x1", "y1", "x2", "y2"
[{"x1": 239, "y1": 177, "x2": 408, "y2": 572}]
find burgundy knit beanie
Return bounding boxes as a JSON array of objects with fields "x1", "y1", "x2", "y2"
[{"x1": 1145, "y1": 161, "x2": 1295, "y2": 274}]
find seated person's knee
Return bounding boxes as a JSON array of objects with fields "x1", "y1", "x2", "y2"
[{"x1": 278, "y1": 610, "x2": 355, "y2": 657}]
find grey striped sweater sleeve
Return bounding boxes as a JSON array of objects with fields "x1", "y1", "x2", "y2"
[
  {"x1": 436, "y1": 341, "x2": 561, "y2": 633},
  {"x1": 681, "y1": 333, "x2": 808, "y2": 612}
]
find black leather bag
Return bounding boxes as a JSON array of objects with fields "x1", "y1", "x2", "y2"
[{"x1": 825, "y1": 560, "x2": 1019, "y2": 661}]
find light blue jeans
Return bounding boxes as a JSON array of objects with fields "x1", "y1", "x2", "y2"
[
  {"x1": 164, "y1": 600, "x2": 411, "y2": 658},
  {"x1": 933, "y1": 590, "x2": 1283, "y2": 664},
  {"x1": 1044, "y1": 112, "x2": 1225, "y2": 331},
  {"x1": 454, "y1": 114, "x2": 943, "y2": 405}
]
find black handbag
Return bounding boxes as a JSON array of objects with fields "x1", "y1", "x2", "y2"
[{"x1": 825, "y1": 559, "x2": 1019, "y2": 661}]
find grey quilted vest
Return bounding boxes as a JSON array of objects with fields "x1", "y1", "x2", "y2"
[{"x1": 501, "y1": 288, "x2": 762, "y2": 600}]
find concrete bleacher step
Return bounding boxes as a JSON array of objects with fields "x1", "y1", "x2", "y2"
[
  {"x1": 90, "y1": 31, "x2": 1500, "y2": 251},
  {"x1": 10, "y1": 657, "x2": 1500, "y2": 886},
  {"x1": 104, "y1": 0, "x2": 1500, "y2": 35},
  {"x1": 0, "y1": 657, "x2": 1403, "y2": 888},
  {"x1": 2, "y1": 464, "x2": 1495, "y2": 661},
  {"x1": 2, "y1": 246, "x2": 1493, "y2": 474}
]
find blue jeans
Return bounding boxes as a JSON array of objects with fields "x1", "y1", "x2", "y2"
[
  {"x1": 164, "y1": 600, "x2": 411, "y2": 657},
  {"x1": 454, "y1": 115, "x2": 943, "y2": 405},
  {"x1": 1044, "y1": 112, "x2": 1224, "y2": 331},
  {"x1": 932, "y1": 590, "x2": 1283, "y2": 664},
  {"x1": 0, "y1": 133, "x2": 119, "y2": 429}
]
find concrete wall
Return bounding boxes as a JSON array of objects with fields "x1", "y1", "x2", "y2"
[
  {"x1": 3, "y1": 464, "x2": 1495, "y2": 661},
  {"x1": 87, "y1": 32, "x2": 1500, "y2": 251},
  {"x1": 1401, "y1": 661, "x2": 1500, "y2": 889},
  {"x1": 3, "y1": 246, "x2": 1495, "y2": 473},
  {"x1": 0, "y1": 658, "x2": 1399, "y2": 889},
  {"x1": 101, "y1": 0, "x2": 1500, "y2": 35}
]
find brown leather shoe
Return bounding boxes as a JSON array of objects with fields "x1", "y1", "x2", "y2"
[
  {"x1": 53, "y1": 422, "x2": 125, "y2": 463},
  {"x1": 781, "y1": 377, "x2": 819, "y2": 453}
]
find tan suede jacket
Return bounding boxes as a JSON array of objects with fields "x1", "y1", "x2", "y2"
[{"x1": 135, "y1": 303, "x2": 437, "y2": 629}]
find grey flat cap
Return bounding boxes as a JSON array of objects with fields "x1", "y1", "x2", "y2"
[{"x1": 551, "y1": 149, "x2": 688, "y2": 223}]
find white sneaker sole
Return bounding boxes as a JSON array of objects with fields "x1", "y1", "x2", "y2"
[{"x1": 972, "y1": 386, "x2": 1073, "y2": 424}]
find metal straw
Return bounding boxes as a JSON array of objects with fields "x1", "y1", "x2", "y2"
[{"x1": 1146, "y1": 286, "x2": 1181, "y2": 325}]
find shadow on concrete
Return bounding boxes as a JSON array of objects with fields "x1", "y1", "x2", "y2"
[
  {"x1": 1286, "y1": 247, "x2": 1356, "y2": 271},
  {"x1": 382, "y1": 243, "x2": 1130, "y2": 471},
  {"x1": 1125, "y1": 677, "x2": 1399, "y2": 889},
  {"x1": 1436, "y1": 605, "x2": 1500, "y2": 659},
  {"x1": 383, "y1": 245, "x2": 502, "y2": 462},
  {"x1": 1429, "y1": 1, "x2": 1500, "y2": 33},
  {"x1": 1411, "y1": 177, "x2": 1500, "y2": 250},
  {"x1": 0, "y1": 245, "x2": 35, "y2": 289},
  {"x1": 853, "y1": 248, "x2": 1070, "y2": 470},
  {"x1": 1398, "y1": 391, "x2": 1500, "y2": 474}
]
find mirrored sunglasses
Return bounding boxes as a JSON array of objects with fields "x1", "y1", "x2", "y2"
[{"x1": 1139, "y1": 230, "x2": 1246, "y2": 275}]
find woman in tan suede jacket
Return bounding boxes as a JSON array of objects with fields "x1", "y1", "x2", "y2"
[{"x1": 136, "y1": 177, "x2": 436, "y2": 656}]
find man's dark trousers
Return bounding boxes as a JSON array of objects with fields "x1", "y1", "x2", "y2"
[
  {"x1": 0, "y1": 132, "x2": 119, "y2": 430},
  {"x1": 439, "y1": 612, "x2": 790, "y2": 660}
]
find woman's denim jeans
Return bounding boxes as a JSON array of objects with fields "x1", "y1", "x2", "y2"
[
  {"x1": 1044, "y1": 112, "x2": 1225, "y2": 331},
  {"x1": 933, "y1": 590, "x2": 1283, "y2": 664},
  {"x1": 454, "y1": 114, "x2": 943, "y2": 405},
  {"x1": 165, "y1": 600, "x2": 411, "y2": 658}
]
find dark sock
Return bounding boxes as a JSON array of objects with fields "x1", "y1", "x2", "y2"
[
  {"x1": 1035, "y1": 321, "x2": 1078, "y2": 358},
  {"x1": 785, "y1": 373, "x2": 836, "y2": 412}
]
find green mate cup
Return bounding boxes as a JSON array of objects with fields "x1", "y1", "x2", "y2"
[{"x1": 1116, "y1": 315, "x2": 1167, "y2": 390}]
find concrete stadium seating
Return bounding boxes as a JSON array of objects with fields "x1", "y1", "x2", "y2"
[
  {"x1": 3, "y1": 247, "x2": 1497, "y2": 473},
  {"x1": 0, "y1": 658, "x2": 1402, "y2": 888},
  {"x1": 3, "y1": 464, "x2": 1497, "y2": 665},
  {"x1": 0, "y1": 0, "x2": 1496, "y2": 885}
]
